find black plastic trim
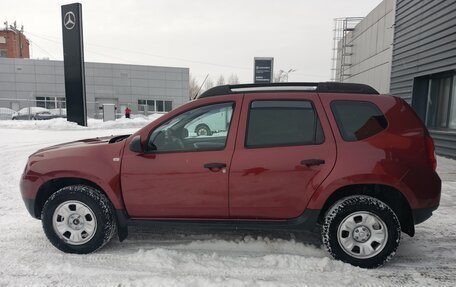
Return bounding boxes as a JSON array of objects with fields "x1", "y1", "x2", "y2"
[
  {"x1": 115, "y1": 209, "x2": 320, "y2": 240},
  {"x1": 23, "y1": 198, "x2": 38, "y2": 219},
  {"x1": 197, "y1": 82, "x2": 379, "y2": 98},
  {"x1": 412, "y1": 206, "x2": 438, "y2": 225}
]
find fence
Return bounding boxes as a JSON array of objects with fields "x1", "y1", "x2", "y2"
[{"x1": 0, "y1": 98, "x2": 165, "y2": 120}]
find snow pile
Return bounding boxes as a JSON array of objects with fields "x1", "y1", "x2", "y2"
[{"x1": 0, "y1": 114, "x2": 163, "y2": 130}]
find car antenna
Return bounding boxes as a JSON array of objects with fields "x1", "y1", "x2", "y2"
[{"x1": 192, "y1": 74, "x2": 209, "y2": 100}]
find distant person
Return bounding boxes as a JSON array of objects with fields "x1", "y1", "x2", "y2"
[{"x1": 125, "y1": 106, "x2": 131, "y2": 119}]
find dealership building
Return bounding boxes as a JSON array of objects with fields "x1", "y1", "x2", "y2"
[
  {"x1": 0, "y1": 57, "x2": 189, "y2": 117},
  {"x1": 333, "y1": 0, "x2": 456, "y2": 158}
]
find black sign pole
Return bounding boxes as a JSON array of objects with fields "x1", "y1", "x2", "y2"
[{"x1": 61, "y1": 3, "x2": 87, "y2": 126}]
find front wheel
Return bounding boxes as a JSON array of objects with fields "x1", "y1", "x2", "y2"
[
  {"x1": 321, "y1": 196, "x2": 401, "y2": 268},
  {"x1": 41, "y1": 185, "x2": 116, "y2": 254}
]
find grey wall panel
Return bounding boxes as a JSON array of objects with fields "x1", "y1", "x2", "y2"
[
  {"x1": 0, "y1": 73, "x2": 15, "y2": 82},
  {"x1": 391, "y1": 0, "x2": 456, "y2": 158},
  {"x1": 0, "y1": 58, "x2": 189, "y2": 115},
  {"x1": 338, "y1": 0, "x2": 394, "y2": 94},
  {"x1": 16, "y1": 83, "x2": 36, "y2": 92}
]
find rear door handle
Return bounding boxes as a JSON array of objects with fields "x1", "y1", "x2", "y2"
[
  {"x1": 204, "y1": 163, "x2": 227, "y2": 171},
  {"x1": 300, "y1": 159, "x2": 325, "y2": 167}
]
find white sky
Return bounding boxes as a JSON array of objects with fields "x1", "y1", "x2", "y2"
[{"x1": 2, "y1": 0, "x2": 383, "y2": 84}]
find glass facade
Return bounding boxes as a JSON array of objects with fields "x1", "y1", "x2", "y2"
[
  {"x1": 138, "y1": 99, "x2": 172, "y2": 113},
  {"x1": 36, "y1": 97, "x2": 66, "y2": 109},
  {"x1": 426, "y1": 74, "x2": 456, "y2": 130}
]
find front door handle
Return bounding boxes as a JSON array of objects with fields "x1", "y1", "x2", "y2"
[
  {"x1": 204, "y1": 163, "x2": 227, "y2": 172},
  {"x1": 300, "y1": 159, "x2": 325, "y2": 167}
]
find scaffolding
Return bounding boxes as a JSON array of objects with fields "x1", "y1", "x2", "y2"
[{"x1": 330, "y1": 17, "x2": 364, "y2": 82}]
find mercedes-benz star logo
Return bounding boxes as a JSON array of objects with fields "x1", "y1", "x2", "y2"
[{"x1": 64, "y1": 11, "x2": 76, "y2": 30}]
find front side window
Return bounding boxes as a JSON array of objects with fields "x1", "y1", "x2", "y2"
[
  {"x1": 148, "y1": 102, "x2": 234, "y2": 152},
  {"x1": 246, "y1": 100, "x2": 324, "y2": 148},
  {"x1": 331, "y1": 101, "x2": 387, "y2": 141}
]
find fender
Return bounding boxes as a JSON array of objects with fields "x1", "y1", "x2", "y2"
[
  {"x1": 21, "y1": 138, "x2": 127, "y2": 211},
  {"x1": 306, "y1": 172, "x2": 414, "y2": 210}
]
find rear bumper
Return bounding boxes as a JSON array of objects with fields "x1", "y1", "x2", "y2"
[
  {"x1": 412, "y1": 205, "x2": 438, "y2": 225},
  {"x1": 23, "y1": 198, "x2": 38, "y2": 218}
]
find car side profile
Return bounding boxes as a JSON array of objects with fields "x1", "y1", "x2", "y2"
[{"x1": 20, "y1": 82, "x2": 441, "y2": 268}]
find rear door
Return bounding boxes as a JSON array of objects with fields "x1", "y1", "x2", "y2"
[{"x1": 229, "y1": 93, "x2": 337, "y2": 219}]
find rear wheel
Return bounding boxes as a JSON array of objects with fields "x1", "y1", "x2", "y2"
[
  {"x1": 41, "y1": 185, "x2": 116, "y2": 254},
  {"x1": 321, "y1": 196, "x2": 401, "y2": 268}
]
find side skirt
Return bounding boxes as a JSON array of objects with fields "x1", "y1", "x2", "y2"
[{"x1": 115, "y1": 209, "x2": 321, "y2": 242}]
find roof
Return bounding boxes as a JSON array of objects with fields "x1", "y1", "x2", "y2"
[{"x1": 197, "y1": 82, "x2": 379, "y2": 99}]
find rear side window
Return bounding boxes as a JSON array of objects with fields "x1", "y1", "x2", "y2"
[
  {"x1": 331, "y1": 101, "x2": 387, "y2": 141},
  {"x1": 246, "y1": 100, "x2": 324, "y2": 148}
]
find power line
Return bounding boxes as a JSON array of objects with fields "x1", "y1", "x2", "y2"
[
  {"x1": 25, "y1": 31, "x2": 329, "y2": 79},
  {"x1": 28, "y1": 39, "x2": 54, "y2": 58},
  {"x1": 26, "y1": 31, "x2": 251, "y2": 70}
]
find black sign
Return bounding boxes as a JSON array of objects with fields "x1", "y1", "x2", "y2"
[
  {"x1": 254, "y1": 57, "x2": 274, "y2": 84},
  {"x1": 61, "y1": 3, "x2": 87, "y2": 126}
]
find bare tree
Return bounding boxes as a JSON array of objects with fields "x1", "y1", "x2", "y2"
[
  {"x1": 189, "y1": 75, "x2": 200, "y2": 99},
  {"x1": 228, "y1": 74, "x2": 240, "y2": 84},
  {"x1": 216, "y1": 75, "x2": 225, "y2": 86},
  {"x1": 274, "y1": 69, "x2": 296, "y2": 82},
  {"x1": 204, "y1": 77, "x2": 214, "y2": 91},
  {"x1": 274, "y1": 70, "x2": 285, "y2": 82}
]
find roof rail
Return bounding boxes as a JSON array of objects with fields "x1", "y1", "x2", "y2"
[{"x1": 197, "y1": 82, "x2": 379, "y2": 98}]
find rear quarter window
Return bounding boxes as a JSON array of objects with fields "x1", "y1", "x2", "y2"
[{"x1": 331, "y1": 100, "x2": 387, "y2": 141}]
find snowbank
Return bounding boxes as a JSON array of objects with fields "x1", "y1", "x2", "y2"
[{"x1": 0, "y1": 114, "x2": 163, "y2": 130}]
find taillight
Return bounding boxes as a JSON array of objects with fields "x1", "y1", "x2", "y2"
[{"x1": 425, "y1": 136, "x2": 437, "y2": 171}]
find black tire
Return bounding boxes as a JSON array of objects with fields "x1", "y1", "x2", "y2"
[
  {"x1": 321, "y1": 195, "x2": 401, "y2": 268},
  {"x1": 41, "y1": 185, "x2": 116, "y2": 254},
  {"x1": 195, "y1": 124, "x2": 212, "y2": 136}
]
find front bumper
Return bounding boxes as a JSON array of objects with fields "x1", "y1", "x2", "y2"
[
  {"x1": 20, "y1": 171, "x2": 43, "y2": 219},
  {"x1": 23, "y1": 198, "x2": 38, "y2": 218}
]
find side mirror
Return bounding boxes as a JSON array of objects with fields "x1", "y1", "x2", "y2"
[
  {"x1": 129, "y1": 135, "x2": 143, "y2": 153},
  {"x1": 182, "y1": 128, "x2": 189, "y2": 138}
]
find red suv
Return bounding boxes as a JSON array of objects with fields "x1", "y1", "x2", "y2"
[{"x1": 20, "y1": 83, "x2": 441, "y2": 268}]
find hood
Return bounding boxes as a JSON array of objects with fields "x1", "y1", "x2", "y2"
[{"x1": 31, "y1": 134, "x2": 131, "y2": 156}]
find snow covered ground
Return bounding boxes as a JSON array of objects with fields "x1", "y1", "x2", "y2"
[{"x1": 0, "y1": 118, "x2": 455, "y2": 286}]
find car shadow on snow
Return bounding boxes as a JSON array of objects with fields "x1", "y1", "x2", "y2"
[{"x1": 102, "y1": 226, "x2": 325, "y2": 256}]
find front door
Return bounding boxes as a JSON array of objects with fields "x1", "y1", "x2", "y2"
[
  {"x1": 121, "y1": 99, "x2": 241, "y2": 218},
  {"x1": 229, "y1": 93, "x2": 337, "y2": 219}
]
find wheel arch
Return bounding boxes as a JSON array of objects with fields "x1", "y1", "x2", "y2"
[
  {"x1": 318, "y1": 184, "x2": 415, "y2": 237},
  {"x1": 34, "y1": 177, "x2": 111, "y2": 219}
]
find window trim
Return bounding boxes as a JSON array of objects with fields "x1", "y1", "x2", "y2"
[
  {"x1": 244, "y1": 99, "x2": 325, "y2": 149},
  {"x1": 330, "y1": 100, "x2": 388, "y2": 142},
  {"x1": 146, "y1": 101, "x2": 236, "y2": 154}
]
